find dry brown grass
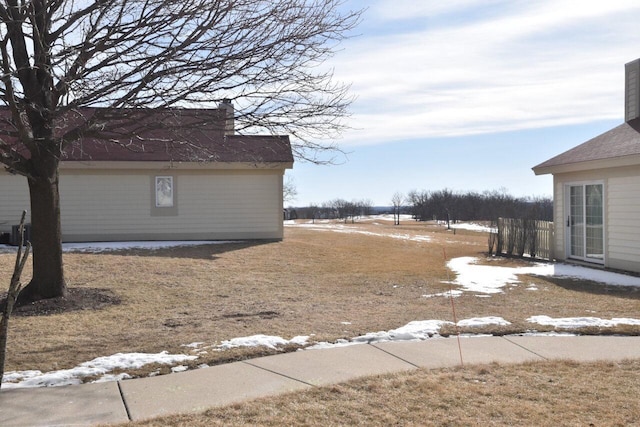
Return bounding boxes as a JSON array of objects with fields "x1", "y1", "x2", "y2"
[
  {"x1": 119, "y1": 359, "x2": 640, "y2": 427},
  {"x1": 0, "y1": 219, "x2": 638, "y2": 376}
]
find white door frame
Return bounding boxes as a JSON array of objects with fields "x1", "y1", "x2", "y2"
[{"x1": 564, "y1": 181, "x2": 605, "y2": 264}]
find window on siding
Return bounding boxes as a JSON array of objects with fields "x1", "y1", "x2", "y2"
[{"x1": 155, "y1": 176, "x2": 174, "y2": 207}]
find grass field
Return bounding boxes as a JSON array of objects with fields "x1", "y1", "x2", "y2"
[
  {"x1": 1, "y1": 218, "x2": 640, "y2": 424},
  {"x1": 1, "y1": 218, "x2": 638, "y2": 375}
]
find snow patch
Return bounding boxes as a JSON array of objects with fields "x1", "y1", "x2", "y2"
[
  {"x1": 447, "y1": 256, "x2": 640, "y2": 295},
  {"x1": 215, "y1": 334, "x2": 309, "y2": 351},
  {"x1": 285, "y1": 222, "x2": 431, "y2": 242},
  {"x1": 422, "y1": 289, "x2": 463, "y2": 298},
  {"x1": 449, "y1": 223, "x2": 496, "y2": 233},
  {"x1": 457, "y1": 317, "x2": 511, "y2": 327},
  {"x1": 308, "y1": 320, "x2": 453, "y2": 349},
  {"x1": 1, "y1": 351, "x2": 197, "y2": 389},
  {"x1": 527, "y1": 316, "x2": 640, "y2": 329}
]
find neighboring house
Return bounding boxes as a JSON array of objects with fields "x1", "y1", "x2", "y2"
[
  {"x1": 0, "y1": 101, "x2": 294, "y2": 242},
  {"x1": 533, "y1": 59, "x2": 640, "y2": 274}
]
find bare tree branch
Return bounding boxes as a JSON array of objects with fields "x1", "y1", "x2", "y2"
[
  {"x1": 0, "y1": 210, "x2": 31, "y2": 389},
  {"x1": 1, "y1": 0, "x2": 360, "y2": 171}
]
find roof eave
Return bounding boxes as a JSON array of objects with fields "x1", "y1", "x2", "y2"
[
  {"x1": 60, "y1": 160, "x2": 294, "y2": 171},
  {"x1": 532, "y1": 154, "x2": 640, "y2": 175}
]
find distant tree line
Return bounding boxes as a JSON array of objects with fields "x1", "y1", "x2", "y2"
[
  {"x1": 291, "y1": 198, "x2": 374, "y2": 223},
  {"x1": 406, "y1": 188, "x2": 552, "y2": 225},
  {"x1": 288, "y1": 189, "x2": 552, "y2": 226}
]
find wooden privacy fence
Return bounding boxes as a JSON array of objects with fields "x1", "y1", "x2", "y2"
[{"x1": 489, "y1": 217, "x2": 554, "y2": 260}]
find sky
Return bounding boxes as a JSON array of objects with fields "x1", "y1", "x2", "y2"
[{"x1": 287, "y1": 0, "x2": 640, "y2": 206}]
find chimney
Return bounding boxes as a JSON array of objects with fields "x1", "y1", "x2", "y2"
[
  {"x1": 625, "y1": 59, "x2": 640, "y2": 123},
  {"x1": 218, "y1": 98, "x2": 234, "y2": 136}
]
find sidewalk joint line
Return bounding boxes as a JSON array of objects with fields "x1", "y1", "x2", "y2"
[
  {"x1": 241, "y1": 361, "x2": 317, "y2": 388},
  {"x1": 500, "y1": 336, "x2": 549, "y2": 360},
  {"x1": 117, "y1": 380, "x2": 133, "y2": 421},
  {"x1": 369, "y1": 343, "x2": 421, "y2": 369}
]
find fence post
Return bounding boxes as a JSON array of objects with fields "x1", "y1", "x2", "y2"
[
  {"x1": 495, "y1": 217, "x2": 553, "y2": 260},
  {"x1": 496, "y1": 218, "x2": 504, "y2": 255}
]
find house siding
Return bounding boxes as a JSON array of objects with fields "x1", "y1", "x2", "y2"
[
  {"x1": 0, "y1": 173, "x2": 31, "y2": 233},
  {"x1": 607, "y1": 174, "x2": 640, "y2": 272},
  {"x1": 1, "y1": 168, "x2": 285, "y2": 242},
  {"x1": 552, "y1": 176, "x2": 565, "y2": 261},
  {"x1": 552, "y1": 166, "x2": 640, "y2": 274}
]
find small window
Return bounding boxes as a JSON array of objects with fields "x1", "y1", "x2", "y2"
[{"x1": 155, "y1": 176, "x2": 174, "y2": 207}]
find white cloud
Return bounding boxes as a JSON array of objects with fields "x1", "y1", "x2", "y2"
[
  {"x1": 367, "y1": 0, "x2": 502, "y2": 22},
  {"x1": 331, "y1": 0, "x2": 640, "y2": 146}
]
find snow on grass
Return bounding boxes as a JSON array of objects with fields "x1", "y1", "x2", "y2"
[
  {"x1": 358, "y1": 214, "x2": 415, "y2": 223},
  {"x1": 422, "y1": 289, "x2": 463, "y2": 298},
  {"x1": 1, "y1": 240, "x2": 240, "y2": 254},
  {"x1": 308, "y1": 317, "x2": 509, "y2": 349},
  {"x1": 286, "y1": 222, "x2": 431, "y2": 242},
  {"x1": 449, "y1": 222, "x2": 496, "y2": 233},
  {"x1": 1, "y1": 335, "x2": 310, "y2": 388},
  {"x1": 548, "y1": 263, "x2": 640, "y2": 287},
  {"x1": 446, "y1": 256, "x2": 535, "y2": 294},
  {"x1": 4, "y1": 313, "x2": 640, "y2": 388},
  {"x1": 528, "y1": 315, "x2": 640, "y2": 328},
  {"x1": 446, "y1": 256, "x2": 640, "y2": 295},
  {"x1": 351, "y1": 320, "x2": 453, "y2": 344},
  {"x1": 215, "y1": 334, "x2": 309, "y2": 351},
  {"x1": 307, "y1": 320, "x2": 452, "y2": 349},
  {"x1": 181, "y1": 342, "x2": 205, "y2": 349},
  {"x1": 180, "y1": 335, "x2": 311, "y2": 356},
  {"x1": 1, "y1": 351, "x2": 197, "y2": 389},
  {"x1": 457, "y1": 317, "x2": 511, "y2": 327}
]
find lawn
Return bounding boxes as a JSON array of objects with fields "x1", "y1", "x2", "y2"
[
  {"x1": 119, "y1": 359, "x2": 640, "y2": 427},
  {"x1": 1, "y1": 217, "x2": 639, "y2": 385}
]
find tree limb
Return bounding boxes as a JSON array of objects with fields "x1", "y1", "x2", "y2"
[{"x1": 0, "y1": 210, "x2": 31, "y2": 390}]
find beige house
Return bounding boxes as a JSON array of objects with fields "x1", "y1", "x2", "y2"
[
  {"x1": 0, "y1": 103, "x2": 293, "y2": 243},
  {"x1": 533, "y1": 59, "x2": 640, "y2": 274}
]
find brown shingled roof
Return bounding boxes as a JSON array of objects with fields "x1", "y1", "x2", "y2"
[
  {"x1": 64, "y1": 133, "x2": 293, "y2": 164},
  {"x1": 2, "y1": 107, "x2": 294, "y2": 165},
  {"x1": 533, "y1": 119, "x2": 640, "y2": 173}
]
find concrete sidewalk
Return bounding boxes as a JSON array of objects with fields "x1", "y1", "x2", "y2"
[{"x1": 2, "y1": 335, "x2": 640, "y2": 426}]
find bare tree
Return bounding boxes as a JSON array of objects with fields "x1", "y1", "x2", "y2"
[
  {"x1": 307, "y1": 204, "x2": 319, "y2": 224},
  {"x1": 358, "y1": 199, "x2": 373, "y2": 217},
  {"x1": 283, "y1": 176, "x2": 297, "y2": 205},
  {"x1": 391, "y1": 192, "x2": 404, "y2": 225},
  {"x1": 0, "y1": 0, "x2": 361, "y2": 302},
  {"x1": 407, "y1": 190, "x2": 429, "y2": 221}
]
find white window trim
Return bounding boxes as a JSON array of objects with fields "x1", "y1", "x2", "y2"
[
  {"x1": 155, "y1": 176, "x2": 174, "y2": 208},
  {"x1": 151, "y1": 175, "x2": 178, "y2": 217}
]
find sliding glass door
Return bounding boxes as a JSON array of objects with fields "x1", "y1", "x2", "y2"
[{"x1": 567, "y1": 183, "x2": 604, "y2": 262}]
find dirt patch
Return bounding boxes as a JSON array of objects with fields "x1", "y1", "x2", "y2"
[
  {"x1": 221, "y1": 311, "x2": 280, "y2": 320},
  {"x1": 2, "y1": 287, "x2": 121, "y2": 317}
]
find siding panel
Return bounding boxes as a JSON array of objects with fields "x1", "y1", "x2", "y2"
[
  {"x1": 607, "y1": 175, "x2": 640, "y2": 270},
  {"x1": 2, "y1": 168, "x2": 285, "y2": 242},
  {"x1": 57, "y1": 169, "x2": 283, "y2": 241},
  {"x1": 0, "y1": 173, "x2": 31, "y2": 232}
]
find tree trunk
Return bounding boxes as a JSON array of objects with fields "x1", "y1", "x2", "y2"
[{"x1": 17, "y1": 156, "x2": 66, "y2": 302}]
